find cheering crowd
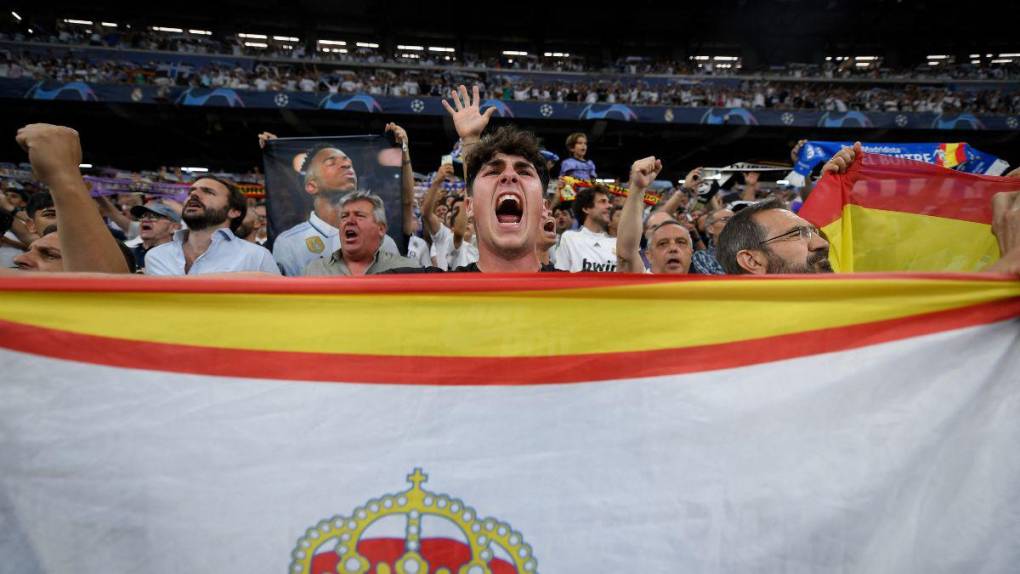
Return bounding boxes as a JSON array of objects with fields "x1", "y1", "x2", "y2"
[
  {"x1": 3, "y1": 46, "x2": 1020, "y2": 116},
  {"x1": 7, "y1": 20, "x2": 1020, "y2": 80},
  {"x1": 3, "y1": 84, "x2": 1020, "y2": 280}
]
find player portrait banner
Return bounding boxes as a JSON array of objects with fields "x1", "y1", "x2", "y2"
[
  {"x1": 800, "y1": 152, "x2": 1020, "y2": 272},
  {"x1": 787, "y1": 140, "x2": 1010, "y2": 186},
  {"x1": 261, "y1": 135, "x2": 404, "y2": 248},
  {"x1": 1, "y1": 273, "x2": 1019, "y2": 573}
]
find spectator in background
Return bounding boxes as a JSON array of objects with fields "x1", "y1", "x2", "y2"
[
  {"x1": 616, "y1": 156, "x2": 692, "y2": 274},
  {"x1": 13, "y1": 227, "x2": 64, "y2": 272},
  {"x1": 145, "y1": 177, "x2": 280, "y2": 276},
  {"x1": 537, "y1": 210, "x2": 558, "y2": 267},
  {"x1": 128, "y1": 201, "x2": 181, "y2": 271},
  {"x1": 303, "y1": 191, "x2": 419, "y2": 276},
  {"x1": 554, "y1": 185, "x2": 617, "y2": 272},
  {"x1": 253, "y1": 203, "x2": 269, "y2": 245},
  {"x1": 421, "y1": 162, "x2": 457, "y2": 270},
  {"x1": 25, "y1": 191, "x2": 57, "y2": 239},
  {"x1": 690, "y1": 207, "x2": 733, "y2": 275},
  {"x1": 552, "y1": 202, "x2": 575, "y2": 232},
  {"x1": 558, "y1": 133, "x2": 597, "y2": 181}
]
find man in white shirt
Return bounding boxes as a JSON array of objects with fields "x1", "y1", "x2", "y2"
[
  {"x1": 420, "y1": 163, "x2": 457, "y2": 270},
  {"x1": 145, "y1": 177, "x2": 279, "y2": 276},
  {"x1": 554, "y1": 185, "x2": 617, "y2": 272}
]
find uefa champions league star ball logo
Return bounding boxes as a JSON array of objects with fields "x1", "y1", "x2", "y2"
[
  {"x1": 411, "y1": 99, "x2": 425, "y2": 113},
  {"x1": 275, "y1": 93, "x2": 289, "y2": 108},
  {"x1": 539, "y1": 104, "x2": 553, "y2": 118},
  {"x1": 1008, "y1": 117, "x2": 1019, "y2": 129},
  {"x1": 895, "y1": 114, "x2": 909, "y2": 127},
  {"x1": 781, "y1": 112, "x2": 795, "y2": 126},
  {"x1": 664, "y1": 108, "x2": 674, "y2": 122}
]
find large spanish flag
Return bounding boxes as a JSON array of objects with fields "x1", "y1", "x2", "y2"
[
  {"x1": 799, "y1": 152, "x2": 1020, "y2": 272},
  {"x1": 1, "y1": 274, "x2": 1019, "y2": 574}
]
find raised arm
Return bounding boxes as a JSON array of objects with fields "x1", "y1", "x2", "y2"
[
  {"x1": 984, "y1": 190, "x2": 1020, "y2": 274},
  {"x1": 421, "y1": 163, "x2": 453, "y2": 238},
  {"x1": 656, "y1": 167, "x2": 700, "y2": 214},
  {"x1": 617, "y1": 156, "x2": 662, "y2": 273},
  {"x1": 15, "y1": 124, "x2": 129, "y2": 273},
  {"x1": 385, "y1": 123, "x2": 416, "y2": 236},
  {"x1": 452, "y1": 201, "x2": 469, "y2": 249},
  {"x1": 441, "y1": 84, "x2": 495, "y2": 180}
]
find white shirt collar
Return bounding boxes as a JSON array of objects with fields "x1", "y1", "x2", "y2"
[{"x1": 309, "y1": 211, "x2": 338, "y2": 236}]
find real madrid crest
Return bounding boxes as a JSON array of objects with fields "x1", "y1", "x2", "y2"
[{"x1": 306, "y1": 236, "x2": 326, "y2": 254}]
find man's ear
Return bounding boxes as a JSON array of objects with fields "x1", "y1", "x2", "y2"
[
  {"x1": 25, "y1": 218, "x2": 37, "y2": 235},
  {"x1": 736, "y1": 249, "x2": 768, "y2": 275},
  {"x1": 304, "y1": 179, "x2": 318, "y2": 196},
  {"x1": 465, "y1": 197, "x2": 473, "y2": 219},
  {"x1": 228, "y1": 208, "x2": 242, "y2": 221}
]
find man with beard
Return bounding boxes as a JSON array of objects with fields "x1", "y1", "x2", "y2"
[
  {"x1": 128, "y1": 201, "x2": 180, "y2": 271},
  {"x1": 270, "y1": 130, "x2": 402, "y2": 276},
  {"x1": 145, "y1": 177, "x2": 279, "y2": 276},
  {"x1": 716, "y1": 197, "x2": 833, "y2": 275}
]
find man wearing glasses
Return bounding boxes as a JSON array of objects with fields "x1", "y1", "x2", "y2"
[
  {"x1": 716, "y1": 198, "x2": 832, "y2": 275},
  {"x1": 128, "y1": 201, "x2": 181, "y2": 272}
]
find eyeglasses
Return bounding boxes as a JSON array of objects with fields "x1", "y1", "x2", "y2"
[
  {"x1": 759, "y1": 225, "x2": 818, "y2": 245},
  {"x1": 138, "y1": 212, "x2": 169, "y2": 222}
]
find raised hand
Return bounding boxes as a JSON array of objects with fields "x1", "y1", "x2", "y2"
[
  {"x1": 791, "y1": 139, "x2": 808, "y2": 163},
  {"x1": 433, "y1": 163, "x2": 455, "y2": 186},
  {"x1": 991, "y1": 191, "x2": 1020, "y2": 257},
  {"x1": 258, "y1": 131, "x2": 278, "y2": 149},
  {"x1": 683, "y1": 167, "x2": 703, "y2": 191},
  {"x1": 822, "y1": 141, "x2": 863, "y2": 175},
  {"x1": 441, "y1": 85, "x2": 496, "y2": 141},
  {"x1": 629, "y1": 156, "x2": 662, "y2": 191},
  {"x1": 15, "y1": 124, "x2": 83, "y2": 187},
  {"x1": 385, "y1": 123, "x2": 408, "y2": 147}
]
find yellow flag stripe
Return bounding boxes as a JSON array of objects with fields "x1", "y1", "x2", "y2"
[{"x1": 0, "y1": 277, "x2": 1016, "y2": 357}]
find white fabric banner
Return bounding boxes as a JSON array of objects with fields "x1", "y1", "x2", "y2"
[{"x1": 2, "y1": 320, "x2": 1019, "y2": 574}]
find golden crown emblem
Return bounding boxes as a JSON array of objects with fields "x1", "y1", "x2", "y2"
[{"x1": 290, "y1": 468, "x2": 538, "y2": 574}]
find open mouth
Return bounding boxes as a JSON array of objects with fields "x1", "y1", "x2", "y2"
[
  {"x1": 543, "y1": 219, "x2": 556, "y2": 233},
  {"x1": 140, "y1": 222, "x2": 153, "y2": 232},
  {"x1": 343, "y1": 228, "x2": 359, "y2": 241},
  {"x1": 666, "y1": 257, "x2": 682, "y2": 266},
  {"x1": 495, "y1": 193, "x2": 523, "y2": 225}
]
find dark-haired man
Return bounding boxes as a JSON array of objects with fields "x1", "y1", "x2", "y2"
[
  {"x1": 553, "y1": 185, "x2": 617, "y2": 272},
  {"x1": 390, "y1": 85, "x2": 552, "y2": 272},
  {"x1": 145, "y1": 177, "x2": 279, "y2": 275},
  {"x1": 716, "y1": 196, "x2": 832, "y2": 275}
]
